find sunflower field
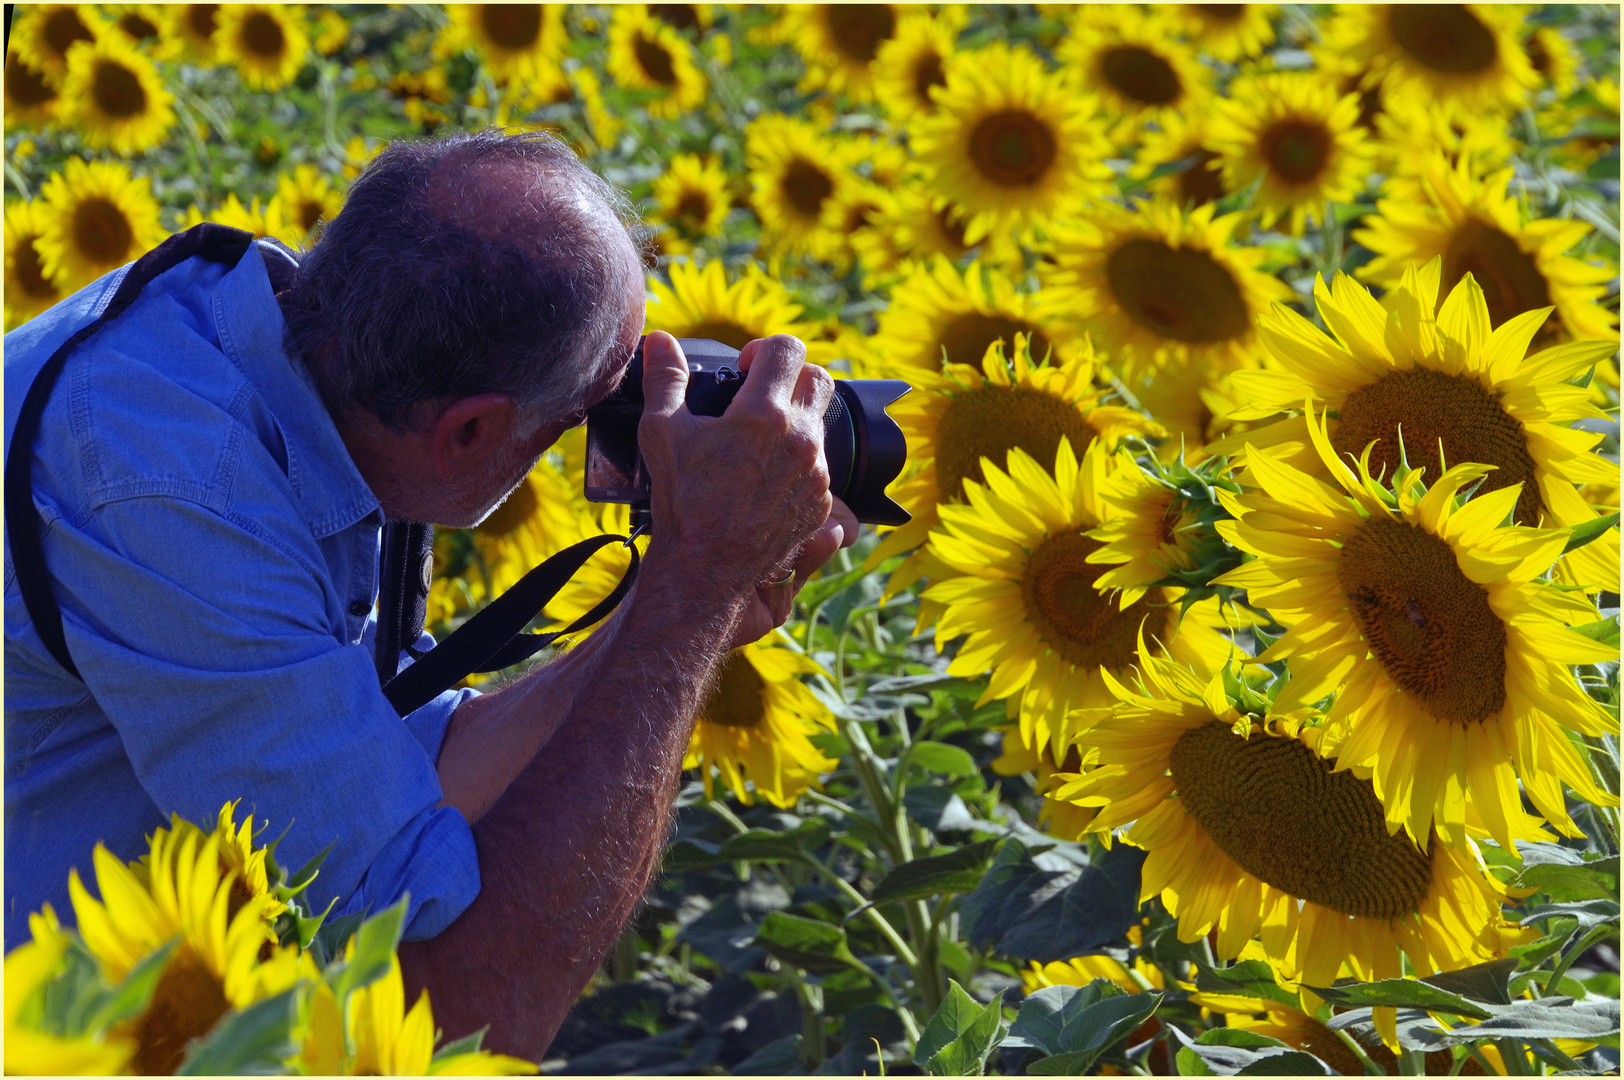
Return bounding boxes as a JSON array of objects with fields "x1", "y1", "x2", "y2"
[{"x1": 4, "y1": 3, "x2": 1623, "y2": 1076}]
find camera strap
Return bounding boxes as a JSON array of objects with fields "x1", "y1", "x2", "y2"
[{"x1": 6, "y1": 222, "x2": 640, "y2": 717}]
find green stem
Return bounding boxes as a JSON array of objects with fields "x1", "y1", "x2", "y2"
[
  {"x1": 800, "y1": 851, "x2": 919, "y2": 969},
  {"x1": 1545, "y1": 921, "x2": 1612, "y2": 996},
  {"x1": 1330, "y1": 1026, "x2": 1384, "y2": 1076},
  {"x1": 791, "y1": 976, "x2": 825, "y2": 1069}
]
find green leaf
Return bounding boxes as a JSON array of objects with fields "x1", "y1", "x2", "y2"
[
  {"x1": 1004, "y1": 980, "x2": 1122, "y2": 1055},
  {"x1": 1513, "y1": 860, "x2": 1620, "y2": 902},
  {"x1": 1563, "y1": 512, "x2": 1620, "y2": 554},
  {"x1": 309, "y1": 910, "x2": 366, "y2": 970},
  {"x1": 960, "y1": 840, "x2": 1146, "y2": 962},
  {"x1": 866, "y1": 672, "x2": 961, "y2": 694},
  {"x1": 272, "y1": 840, "x2": 333, "y2": 902},
  {"x1": 753, "y1": 911, "x2": 862, "y2": 975},
  {"x1": 1304, "y1": 978, "x2": 1494, "y2": 1020},
  {"x1": 907, "y1": 741, "x2": 979, "y2": 778},
  {"x1": 732, "y1": 1034, "x2": 804, "y2": 1074},
  {"x1": 1512, "y1": 918, "x2": 1579, "y2": 970},
  {"x1": 329, "y1": 898, "x2": 408, "y2": 1005},
  {"x1": 904, "y1": 785, "x2": 978, "y2": 832},
  {"x1": 1027, "y1": 991, "x2": 1164, "y2": 1074},
  {"x1": 1171, "y1": 1026, "x2": 1327, "y2": 1077},
  {"x1": 1518, "y1": 899, "x2": 1620, "y2": 928},
  {"x1": 176, "y1": 989, "x2": 300, "y2": 1075},
  {"x1": 662, "y1": 838, "x2": 723, "y2": 871},
  {"x1": 1419, "y1": 958, "x2": 1518, "y2": 1005},
  {"x1": 1194, "y1": 960, "x2": 1302, "y2": 1009},
  {"x1": 869, "y1": 840, "x2": 999, "y2": 907},
  {"x1": 83, "y1": 940, "x2": 176, "y2": 1033},
  {"x1": 431, "y1": 1026, "x2": 488, "y2": 1061},
  {"x1": 718, "y1": 819, "x2": 831, "y2": 864},
  {"x1": 1401, "y1": 997, "x2": 1621, "y2": 1049},
  {"x1": 913, "y1": 981, "x2": 1007, "y2": 1076},
  {"x1": 1570, "y1": 617, "x2": 1622, "y2": 650}
]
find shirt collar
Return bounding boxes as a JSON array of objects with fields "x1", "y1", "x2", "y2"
[{"x1": 213, "y1": 242, "x2": 383, "y2": 539}]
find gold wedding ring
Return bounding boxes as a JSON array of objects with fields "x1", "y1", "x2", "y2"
[{"x1": 764, "y1": 568, "x2": 797, "y2": 589}]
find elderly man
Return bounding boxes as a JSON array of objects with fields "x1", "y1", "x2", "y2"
[{"x1": 4, "y1": 130, "x2": 852, "y2": 1055}]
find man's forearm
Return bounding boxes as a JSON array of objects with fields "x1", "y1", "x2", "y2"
[{"x1": 399, "y1": 548, "x2": 745, "y2": 1059}]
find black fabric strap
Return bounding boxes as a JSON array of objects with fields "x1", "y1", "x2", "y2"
[
  {"x1": 4, "y1": 224, "x2": 256, "y2": 680},
  {"x1": 381, "y1": 534, "x2": 640, "y2": 717}
]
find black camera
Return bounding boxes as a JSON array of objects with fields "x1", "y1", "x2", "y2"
[{"x1": 584, "y1": 338, "x2": 911, "y2": 526}]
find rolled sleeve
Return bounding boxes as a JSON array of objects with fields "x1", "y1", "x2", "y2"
[{"x1": 335, "y1": 803, "x2": 480, "y2": 941}]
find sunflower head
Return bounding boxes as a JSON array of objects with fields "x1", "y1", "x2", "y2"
[
  {"x1": 643, "y1": 258, "x2": 833, "y2": 365},
  {"x1": 606, "y1": 7, "x2": 708, "y2": 119},
  {"x1": 4, "y1": 200, "x2": 64, "y2": 330},
  {"x1": 36, "y1": 156, "x2": 168, "y2": 292},
  {"x1": 872, "y1": 10, "x2": 958, "y2": 121},
  {"x1": 1057, "y1": 7, "x2": 1213, "y2": 141},
  {"x1": 59, "y1": 34, "x2": 176, "y2": 156},
  {"x1": 215, "y1": 4, "x2": 310, "y2": 93}
]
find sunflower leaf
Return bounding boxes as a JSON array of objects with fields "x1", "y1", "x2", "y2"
[
  {"x1": 432, "y1": 1026, "x2": 488, "y2": 1060},
  {"x1": 1302, "y1": 978, "x2": 1495, "y2": 1020},
  {"x1": 870, "y1": 840, "x2": 999, "y2": 906},
  {"x1": 1511, "y1": 857, "x2": 1620, "y2": 902},
  {"x1": 176, "y1": 988, "x2": 300, "y2": 1076},
  {"x1": 328, "y1": 898, "x2": 408, "y2": 1004},
  {"x1": 960, "y1": 839, "x2": 1145, "y2": 963},
  {"x1": 1193, "y1": 959, "x2": 1301, "y2": 1009},
  {"x1": 1169, "y1": 1025, "x2": 1328, "y2": 1077},
  {"x1": 1563, "y1": 512, "x2": 1620, "y2": 554},
  {"x1": 1511, "y1": 917, "x2": 1580, "y2": 970},
  {"x1": 1518, "y1": 899, "x2": 1621, "y2": 928},
  {"x1": 913, "y1": 980, "x2": 1006, "y2": 1075},
  {"x1": 753, "y1": 911, "x2": 862, "y2": 975},
  {"x1": 1569, "y1": 617, "x2": 1621, "y2": 650},
  {"x1": 905, "y1": 741, "x2": 979, "y2": 778},
  {"x1": 1419, "y1": 958, "x2": 1518, "y2": 1005},
  {"x1": 717, "y1": 819, "x2": 831, "y2": 864}
]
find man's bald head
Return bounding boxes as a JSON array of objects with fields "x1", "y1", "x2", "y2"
[{"x1": 280, "y1": 130, "x2": 649, "y2": 434}]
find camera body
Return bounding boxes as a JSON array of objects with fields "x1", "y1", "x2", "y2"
[{"x1": 584, "y1": 338, "x2": 911, "y2": 526}]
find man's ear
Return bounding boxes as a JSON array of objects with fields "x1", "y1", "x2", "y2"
[{"x1": 428, "y1": 394, "x2": 519, "y2": 482}]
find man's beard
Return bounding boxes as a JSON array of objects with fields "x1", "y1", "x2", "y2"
[{"x1": 467, "y1": 451, "x2": 545, "y2": 528}]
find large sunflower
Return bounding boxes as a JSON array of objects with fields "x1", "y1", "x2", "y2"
[
  {"x1": 643, "y1": 258, "x2": 833, "y2": 365},
  {"x1": 1218, "y1": 263, "x2": 1620, "y2": 592},
  {"x1": 847, "y1": 184, "x2": 975, "y2": 288},
  {"x1": 744, "y1": 113, "x2": 854, "y2": 264},
  {"x1": 1319, "y1": 5, "x2": 1539, "y2": 118},
  {"x1": 651, "y1": 153, "x2": 731, "y2": 255},
  {"x1": 271, "y1": 163, "x2": 344, "y2": 243},
  {"x1": 1212, "y1": 409, "x2": 1618, "y2": 853},
  {"x1": 1168, "y1": 4, "x2": 1278, "y2": 63},
  {"x1": 912, "y1": 41, "x2": 1114, "y2": 245},
  {"x1": 5, "y1": 905, "x2": 136, "y2": 1074},
  {"x1": 4, "y1": 200, "x2": 65, "y2": 329},
  {"x1": 1209, "y1": 72, "x2": 1376, "y2": 236},
  {"x1": 215, "y1": 4, "x2": 309, "y2": 93},
  {"x1": 5, "y1": 51, "x2": 60, "y2": 130},
  {"x1": 1056, "y1": 7, "x2": 1213, "y2": 145},
  {"x1": 871, "y1": 10, "x2": 957, "y2": 122},
  {"x1": 605, "y1": 7, "x2": 707, "y2": 120},
  {"x1": 35, "y1": 156, "x2": 167, "y2": 292},
  {"x1": 685, "y1": 635, "x2": 838, "y2": 809},
  {"x1": 9, "y1": 4, "x2": 102, "y2": 87},
  {"x1": 923, "y1": 439, "x2": 1236, "y2": 757},
  {"x1": 1036, "y1": 198, "x2": 1293, "y2": 380},
  {"x1": 58, "y1": 34, "x2": 175, "y2": 156},
  {"x1": 774, "y1": 4, "x2": 899, "y2": 103},
  {"x1": 435, "y1": 5, "x2": 570, "y2": 99},
  {"x1": 1052, "y1": 653, "x2": 1510, "y2": 1009},
  {"x1": 169, "y1": 3, "x2": 222, "y2": 63},
  {"x1": 1355, "y1": 157, "x2": 1618, "y2": 346}
]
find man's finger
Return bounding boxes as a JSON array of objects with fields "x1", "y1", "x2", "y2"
[
  {"x1": 829, "y1": 498, "x2": 859, "y2": 549},
  {"x1": 732, "y1": 335, "x2": 807, "y2": 410},
  {"x1": 640, "y1": 331, "x2": 690, "y2": 419}
]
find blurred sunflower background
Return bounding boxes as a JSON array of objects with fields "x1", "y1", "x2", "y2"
[{"x1": 5, "y1": 4, "x2": 1619, "y2": 1076}]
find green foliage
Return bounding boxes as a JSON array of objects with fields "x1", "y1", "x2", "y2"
[{"x1": 913, "y1": 981, "x2": 1007, "y2": 1075}]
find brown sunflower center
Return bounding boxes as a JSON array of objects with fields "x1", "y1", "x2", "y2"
[
  {"x1": 1106, "y1": 239, "x2": 1250, "y2": 344},
  {"x1": 130, "y1": 950, "x2": 231, "y2": 1076},
  {"x1": 1021, "y1": 532, "x2": 1162, "y2": 669},
  {"x1": 1388, "y1": 5, "x2": 1498, "y2": 76},
  {"x1": 477, "y1": 476, "x2": 538, "y2": 539},
  {"x1": 933, "y1": 205, "x2": 971, "y2": 255},
  {"x1": 781, "y1": 159, "x2": 835, "y2": 218},
  {"x1": 912, "y1": 50, "x2": 947, "y2": 104},
  {"x1": 704, "y1": 651, "x2": 767, "y2": 728},
  {"x1": 649, "y1": 4, "x2": 700, "y2": 31},
  {"x1": 825, "y1": 5, "x2": 896, "y2": 63},
  {"x1": 969, "y1": 109, "x2": 1058, "y2": 187},
  {"x1": 1524, "y1": 33, "x2": 1551, "y2": 78},
  {"x1": 1441, "y1": 218, "x2": 1556, "y2": 342},
  {"x1": 1194, "y1": 5, "x2": 1247, "y2": 24},
  {"x1": 934, "y1": 313, "x2": 1051, "y2": 372},
  {"x1": 189, "y1": 5, "x2": 221, "y2": 40},
  {"x1": 635, "y1": 33, "x2": 677, "y2": 86},
  {"x1": 845, "y1": 197, "x2": 882, "y2": 232},
  {"x1": 483, "y1": 4, "x2": 543, "y2": 50},
  {"x1": 935, "y1": 385, "x2": 1098, "y2": 501},
  {"x1": 679, "y1": 320, "x2": 756, "y2": 351},
  {"x1": 243, "y1": 12, "x2": 286, "y2": 59},
  {"x1": 119, "y1": 13, "x2": 160, "y2": 41},
  {"x1": 93, "y1": 59, "x2": 147, "y2": 119},
  {"x1": 44, "y1": 7, "x2": 94, "y2": 58},
  {"x1": 1170, "y1": 721, "x2": 1434, "y2": 918},
  {"x1": 1176, "y1": 149, "x2": 1225, "y2": 207},
  {"x1": 673, "y1": 192, "x2": 712, "y2": 232},
  {"x1": 74, "y1": 199, "x2": 135, "y2": 266},
  {"x1": 14, "y1": 235, "x2": 59, "y2": 299},
  {"x1": 1260, "y1": 119, "x2": 1332, "y2": 185},
  {"x1": 1337, "y1": 517, "x2": 1507, "y2": 724},
  {"x1": 5, "y1": 54, "x2": 55, "y2": 107},
  {"x1": 1100, "y1": 46, "x2": 1182, "y2": 107},
  {"x1": 1335, "y1": 367, "x2": 1541, "y2": 523}
]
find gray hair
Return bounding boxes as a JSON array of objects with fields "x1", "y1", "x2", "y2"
[{"x1": 280, "y1": 128, "x2": 649, "y2": 434}]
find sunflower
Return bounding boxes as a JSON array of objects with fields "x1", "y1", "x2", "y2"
[
  {"x1": 313, "y1": 6, "x2": 350, "y2": 56},
  {"x1": 1129, "y1": 360, "x2": 1250, "y2": 463},
  {"x1": 650, "y1": 154, "x2": 730, "y2": 255},
  {"x1": 774, "y1": 4, "x2": 900, "y2": 103},
  {"x1": 1052, "y1": 652, "x2": 1510, "y2": 1013},
  {"x1": 643, "y1": 258, "x2": 834, "y2": 366},
  {"x1": 299, "y1": 948, "x2": 536, "y2": 1075},
  {"x1": 1320, "y1": 5, "x2": 1539, "y2": 119},
  {"x1": 271, "y1": 163, "x2": 344, "y2": 243},
  {"x1": 57, "y1": 34, "x2": 174, "y2": 156},
  {"x1": 4, "y1": 905, "x2": 137, "y2": 1075},
  {"x1": 69, "y1": 829, "x2": 307, "y2": 1075},
  {"x1": 342, "y1": 133, "x2": 385, "y2": 181},
  {"x1": 5, "y1": 51, "x2": 60, "y2": 129},
  {"x1": 104, "y1": 3, "x2": 181, "y2": 60},
  {"x1": 1220, "y1": 263, "x2": 1620, "y2": 593},
  {"x1": 684, "y1": 635, "x2": 838, "y2": 809},
  {"x1": 435, "y1": 5, "x2": 569, "y2": 99},
  {"x1": 1024, "y1": 923, "x2": 1166, "y2": 996},
  {"x1": 127, "y1": 802, "x2": 287, "y2": 929},
  {"x1": 1130, "y1": 109, "x2": 1228, "y2": 210},
  {"x1": 1355, "y1": 157, "x2": 1618, "y2": 347},
  {"x1": 1037, "y1": 198, "x2": 1293, "y2": 380},
  {"x1": 1086, "y1": 458, "x2": 1214, "y2": 609},
  {"x1": 4, "y1": 200, "x2": 65, "y2": 329},
  {"x1": 1523, "y1": 25, "x2": 1580, "y2": 98},
  {"x1": 1208, "y1": 72, "x2": 1376, "y2": 236},
  {"x1": 1056, "y1": 7, "x2": 1213, "y2": 145},
  {"x1": 872, "y1": 10, "x2": 958, "y2": 122},
  {"x1": 744, "y1": 113, "x2": 856, "y2": 264},
  {"x1": 912, "y1": 41, "x2": 1114, "y2": 246},
  {"x1": 990, "y1": 730, "x2": 1100, "y2": 842},
  {"x1": 643, "y1": 4, "x2": 715, "y2": 33},
  {"x1": 183, "y1": 191, "x2": 289, "y2": 240},
  {"x1": 568, "y1": 66, "x2": 623, "y2": 154},
  {"x1": 1212, "y1": 405, "x2": 1618, "y2": 853},
  {"x1": 214, "y1": 4, "x2": 309, "y2": 92},
  {"x1": 1168, "y1": 4, "x2": 1278, "y2": 63},
  {"x1": 923, "y1": 438, "x2": 1237, "y2": 756},
  {"x1": 1378, "y1": 103, "x2": 1521, "y2": 190},
  {"x1": 818, "y1": 176, "x2": 891, "y2": 277},
  {"x1": 35, "y1": 157, "x2": 167, "y2": 292},
  {"x1": 169, "y1": 3, "x2": 222, "y2": 63},
  {"x1": 847, "y1": 183, "x2": 976, "y2": 288},
  {"x1": 9, "y1": 4, "x2": 103, "y2": 87},
  {"x1": 605, "y1": 6, "x2": 707, "y2": 120}
]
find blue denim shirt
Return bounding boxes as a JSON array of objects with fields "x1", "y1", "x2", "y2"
[{"x1": 4, "y1": 240, "x2": 480, "y2": 948}]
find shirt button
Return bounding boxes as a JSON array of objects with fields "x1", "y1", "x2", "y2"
[{"x1": 349, "y1": 601, "x2": 371, "y2": 617}]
